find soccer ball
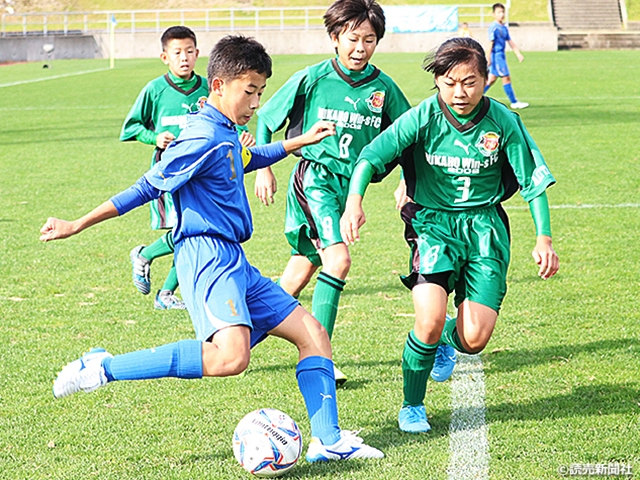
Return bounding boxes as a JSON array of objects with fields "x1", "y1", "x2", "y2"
[{"x1": 232, "y1": 408, "x2": 302, "y2": 478}]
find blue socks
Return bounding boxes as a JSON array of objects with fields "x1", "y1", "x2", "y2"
[
  {"x1": 296, "y1": 356, "x2": 341, "y2": 446},
  {"x1": 503, "y1": 83, "x2": 517, "y2": 103},
  {"x1": 102, "y1": 339, "x2": 203, "y2": 381}
]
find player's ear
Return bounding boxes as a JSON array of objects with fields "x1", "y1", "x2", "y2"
[
  {"x1": 160, "y1": 51, "x2": 169, "y2": 65},
  {"x1": 210, "y1": 77, "x2": 225, "y2": 96}
]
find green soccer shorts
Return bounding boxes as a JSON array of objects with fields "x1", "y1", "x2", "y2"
[
  {"x1": 284, "y1": 159, "x2": 349, "y2": 266},
  {"x1": 400, "y1": 202, "x2": 511, "y2": 312}
]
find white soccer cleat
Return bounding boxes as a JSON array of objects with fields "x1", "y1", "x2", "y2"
[
  {"x1": 510, "y1": 101, "x2": 529, "y2": 109},
  {"x1": 305, "y1": 430, "x2": 384, "y2": 463},
  {"x1": 53, "y1": 348, "x2": 112, "y2": 399},
  {"x1": 130, "y1": 245, "x2": 151, "y2": 295}
]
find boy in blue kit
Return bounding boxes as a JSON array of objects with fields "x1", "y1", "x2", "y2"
[
  {"x1": 40, "y1": 35, "x2": 383, "y2": 463},
  {"x1": 120, "y1": 26, "x2": 209, "y2": 310},
  {"x1": 484, "y1": 3, "x2": 528, "y2": 109}
]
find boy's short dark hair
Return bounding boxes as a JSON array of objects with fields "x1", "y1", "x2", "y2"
[
  {"x1": 423, "y1": 37, "x2": 488, "y2": 80},
  {"x1": 161, "y1": 26, "x2": 197, "y2": 50},
  {"x1": 207, "y1": 35, "x2": 272, "y2": 86},
  {"x1": 324, "y1": 0, "x2": 385, "y2": 42},
  {"x1": 492, "y1": 3, "x2": 505, "y2": 11}
]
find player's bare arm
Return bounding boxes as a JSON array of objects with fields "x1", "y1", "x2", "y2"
[
  {"x1": 40, "y1": 201, "x2": 119, "y2": 242},
  {"x1": 508, "y1": 40, "x2": 524, "y2": 62}
]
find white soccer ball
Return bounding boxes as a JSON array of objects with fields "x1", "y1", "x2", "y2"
[{"x1": 232, "y1": 408, "x2": 302, "y2": 478}]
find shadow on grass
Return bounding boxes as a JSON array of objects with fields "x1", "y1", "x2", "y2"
[
  {"x1": 484, "y1": 337, "x2": 639, "y2": 373},
  {"x1": 488, "y1": 382, "x2": 639, "y2": 422}
]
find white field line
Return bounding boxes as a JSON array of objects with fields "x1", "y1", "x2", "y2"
[
  {"x1": 505, "y1": 203, "x2": 640, "y2": 210},
  {"x1": 448, "y1": 353, "x2": 489, "y2": 480},
  {"x1": 0, "y1": 68, "x2": 110, "y2": 88}
]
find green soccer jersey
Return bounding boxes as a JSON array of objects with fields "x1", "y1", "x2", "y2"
[
  {"x1": 257, "y1": 58, "x2": 410, "y2": 178},
  {"x1": 120, "y1": 71, "x2": 209, "y2": 229},
  {"x1": 360, "y1": 94, "x2": 555, "y2": 210}
]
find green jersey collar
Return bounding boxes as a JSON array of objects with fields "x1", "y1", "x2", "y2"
[
  {"x1": 331, "y1": 58, "x2": 380, "y2": 88},
  {"x1": 437, "y1": 94, "x2": 490, "y2": 133},
  {"x1": 165, "y1": 71, "x2": 203, "y2": 96}
]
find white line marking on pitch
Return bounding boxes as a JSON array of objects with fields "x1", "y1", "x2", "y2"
[
  {"x1": 448, "y1": 353, "x2": 489, "y2": 480},
  {"x1": 505, "y1": 203, "x2": 640, "y2": 210},
  {"x1": 0, "y1": 68, "x2": 111, "y2": 88}
]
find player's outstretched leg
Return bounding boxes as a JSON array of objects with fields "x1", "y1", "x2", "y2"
[
  {"x1": 53, "y1": 340, "x2": 204, "y2": 399},
  {"x1": 430, "y1": 315, "x2": 458, "y2": 382},
  {"x1": 53, "y1": 348, "x2": 113, "y2": 398}
]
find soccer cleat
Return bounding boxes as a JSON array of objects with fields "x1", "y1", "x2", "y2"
[
  {"x1": 53, "y1": 348, "x2": 112, "y2": 399},
  {"x1": 306, "y1": 430, "x2": 384, "y2": 463},
  {"x1": 130, "y1": 245, "x2": 151, "y2": 295},
  {"x1": 430, "y1": 344, "x2": 457, "y2": 382},
  {"x1": 154, "y1": 290, "x2": 187, "y2": 310},
  {"x1": 510, "y1": 101, "x2": 529, "y2": 109},
  {"x1": 333, "y1": 365, "x2": 347, "y2": 386},
  {"x1": 398, "y1": 405, "x2": 432, "y2": 433}
]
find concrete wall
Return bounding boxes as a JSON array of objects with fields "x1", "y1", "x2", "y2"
[
  {"x1": 0, "y1": 35, "x2": 101, "y2": 63},
  {"x1": 1, "y1": 24, "x2": 557, "y2": 63},
  {"x1": 94, "y1": 24, "x2": 557, "y2": 58}
]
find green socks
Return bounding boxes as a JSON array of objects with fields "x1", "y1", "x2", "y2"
[
  {"x1": 140, "y1": 231, "x2": 175, "y2": 262},
  {"x1": 440, "y1": 315, "x2": 472, "y2": 354},
  {"x1": 161, "y1": 262, "x2": 179, "y2": 292},
  {"x1": 402, "y1": 330, "x2": 439, "y2": 407},
  {"x1": 311, "y1": 271, "x2": 346, "y2": 339}
]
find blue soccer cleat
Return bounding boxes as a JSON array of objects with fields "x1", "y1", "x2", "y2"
[
  {"x1": 398, "y1": 405, "x2": 431, "y2": 433},
  {"x1": 53, "y1": 348, "x2": 113, "y2": 399},
  {"x1": 130, "y1": 245, "x2": 151, "y2": 295},
  {"x1": 306, "y1": 430, "x2": 384, "y2": 463},
  {"x1": 430, "y1": 344, "x2": 457, "y2": 382}
]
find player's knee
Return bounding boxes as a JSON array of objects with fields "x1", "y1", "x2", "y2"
[
  {"x1": 204, "y1": 348, "x2": 250, "y2": 376},
  {"x1": 462, "y1": 335, "x2": 489, "y2": 354},
  {"x1": 323, "y1": 252, "x2": 351, "y2": 278}
]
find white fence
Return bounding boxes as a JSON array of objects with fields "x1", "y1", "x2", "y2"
[{"x1": 1, "y1": 5, "x2": 497, "y2": 37}]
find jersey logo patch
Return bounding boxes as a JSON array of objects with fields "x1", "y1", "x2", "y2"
[
  {"x1": 197, "y1": 96, "x2": 208, "y2": 110},
  {"x1": 365, "y1": 91, "x2": 385, "y2": 113},
  {"x1": 476, "y1": 132, "x2": 500, "y2": 156},
  {"x1": 344, "y1": 96, "x2": 361, "y2": 110}
]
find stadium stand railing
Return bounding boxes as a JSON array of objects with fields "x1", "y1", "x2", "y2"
[{"x1": 1, "y1": 4, "x2": 496, "y2": 37}]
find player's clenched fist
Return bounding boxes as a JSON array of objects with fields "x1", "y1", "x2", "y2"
[{"x1": 40, "y1": 217, "x2": 76, "y2": 242}]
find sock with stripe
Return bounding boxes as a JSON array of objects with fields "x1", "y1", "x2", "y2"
[
  {"x1": 311, "y1": 271, "x2": 346, "y2": 339},
  {"x1": 402, "y1": 330, "x2": 439, "y2": 407},
  {"x1": 140, "y1": 231, "x2": 174, "y2": 262},
  {"x1": 102, "y1": 339, "x2": 203, "y2": 381},
  {"x1": 296, "y1": 356, "x2": 341, "y2": 446},
  {"x1": 503, "y1": 83, "x2": 517, "y2": 104}
]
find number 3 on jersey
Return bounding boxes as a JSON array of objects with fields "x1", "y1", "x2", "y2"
[
  {"x1": 454, "y1": 176, "x2": 471, "y2": 203},
  {"x1": 339, "y1": 133, "x2": 353, "y2": 159}
]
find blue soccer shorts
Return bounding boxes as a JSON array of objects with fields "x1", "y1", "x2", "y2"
[
  {"x1": 175, "y1": 235, "x2": 299, "y2": 346},
  {"x1": 490, "y1": 51, "x2": 510, "y2": 77}
]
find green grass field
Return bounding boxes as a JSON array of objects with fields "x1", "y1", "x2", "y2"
[{"x1": 1, "y1": 50, "x2": 639, "y2": 479}]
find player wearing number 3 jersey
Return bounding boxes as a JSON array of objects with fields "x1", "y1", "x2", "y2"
[
  {"x1": 254, "y1": 0, "x2": 410, "y2": 385},
  {"x1": 341, "y1": 37, "x2": 559, "y2": 433}
]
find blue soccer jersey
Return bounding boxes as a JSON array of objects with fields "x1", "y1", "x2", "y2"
[
  {"x1": 488, "y1": 21, "x2": 511, "y2": 54},
  {"x1": 143, "y1": 103, "x2": 284, "y2": 244}
]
